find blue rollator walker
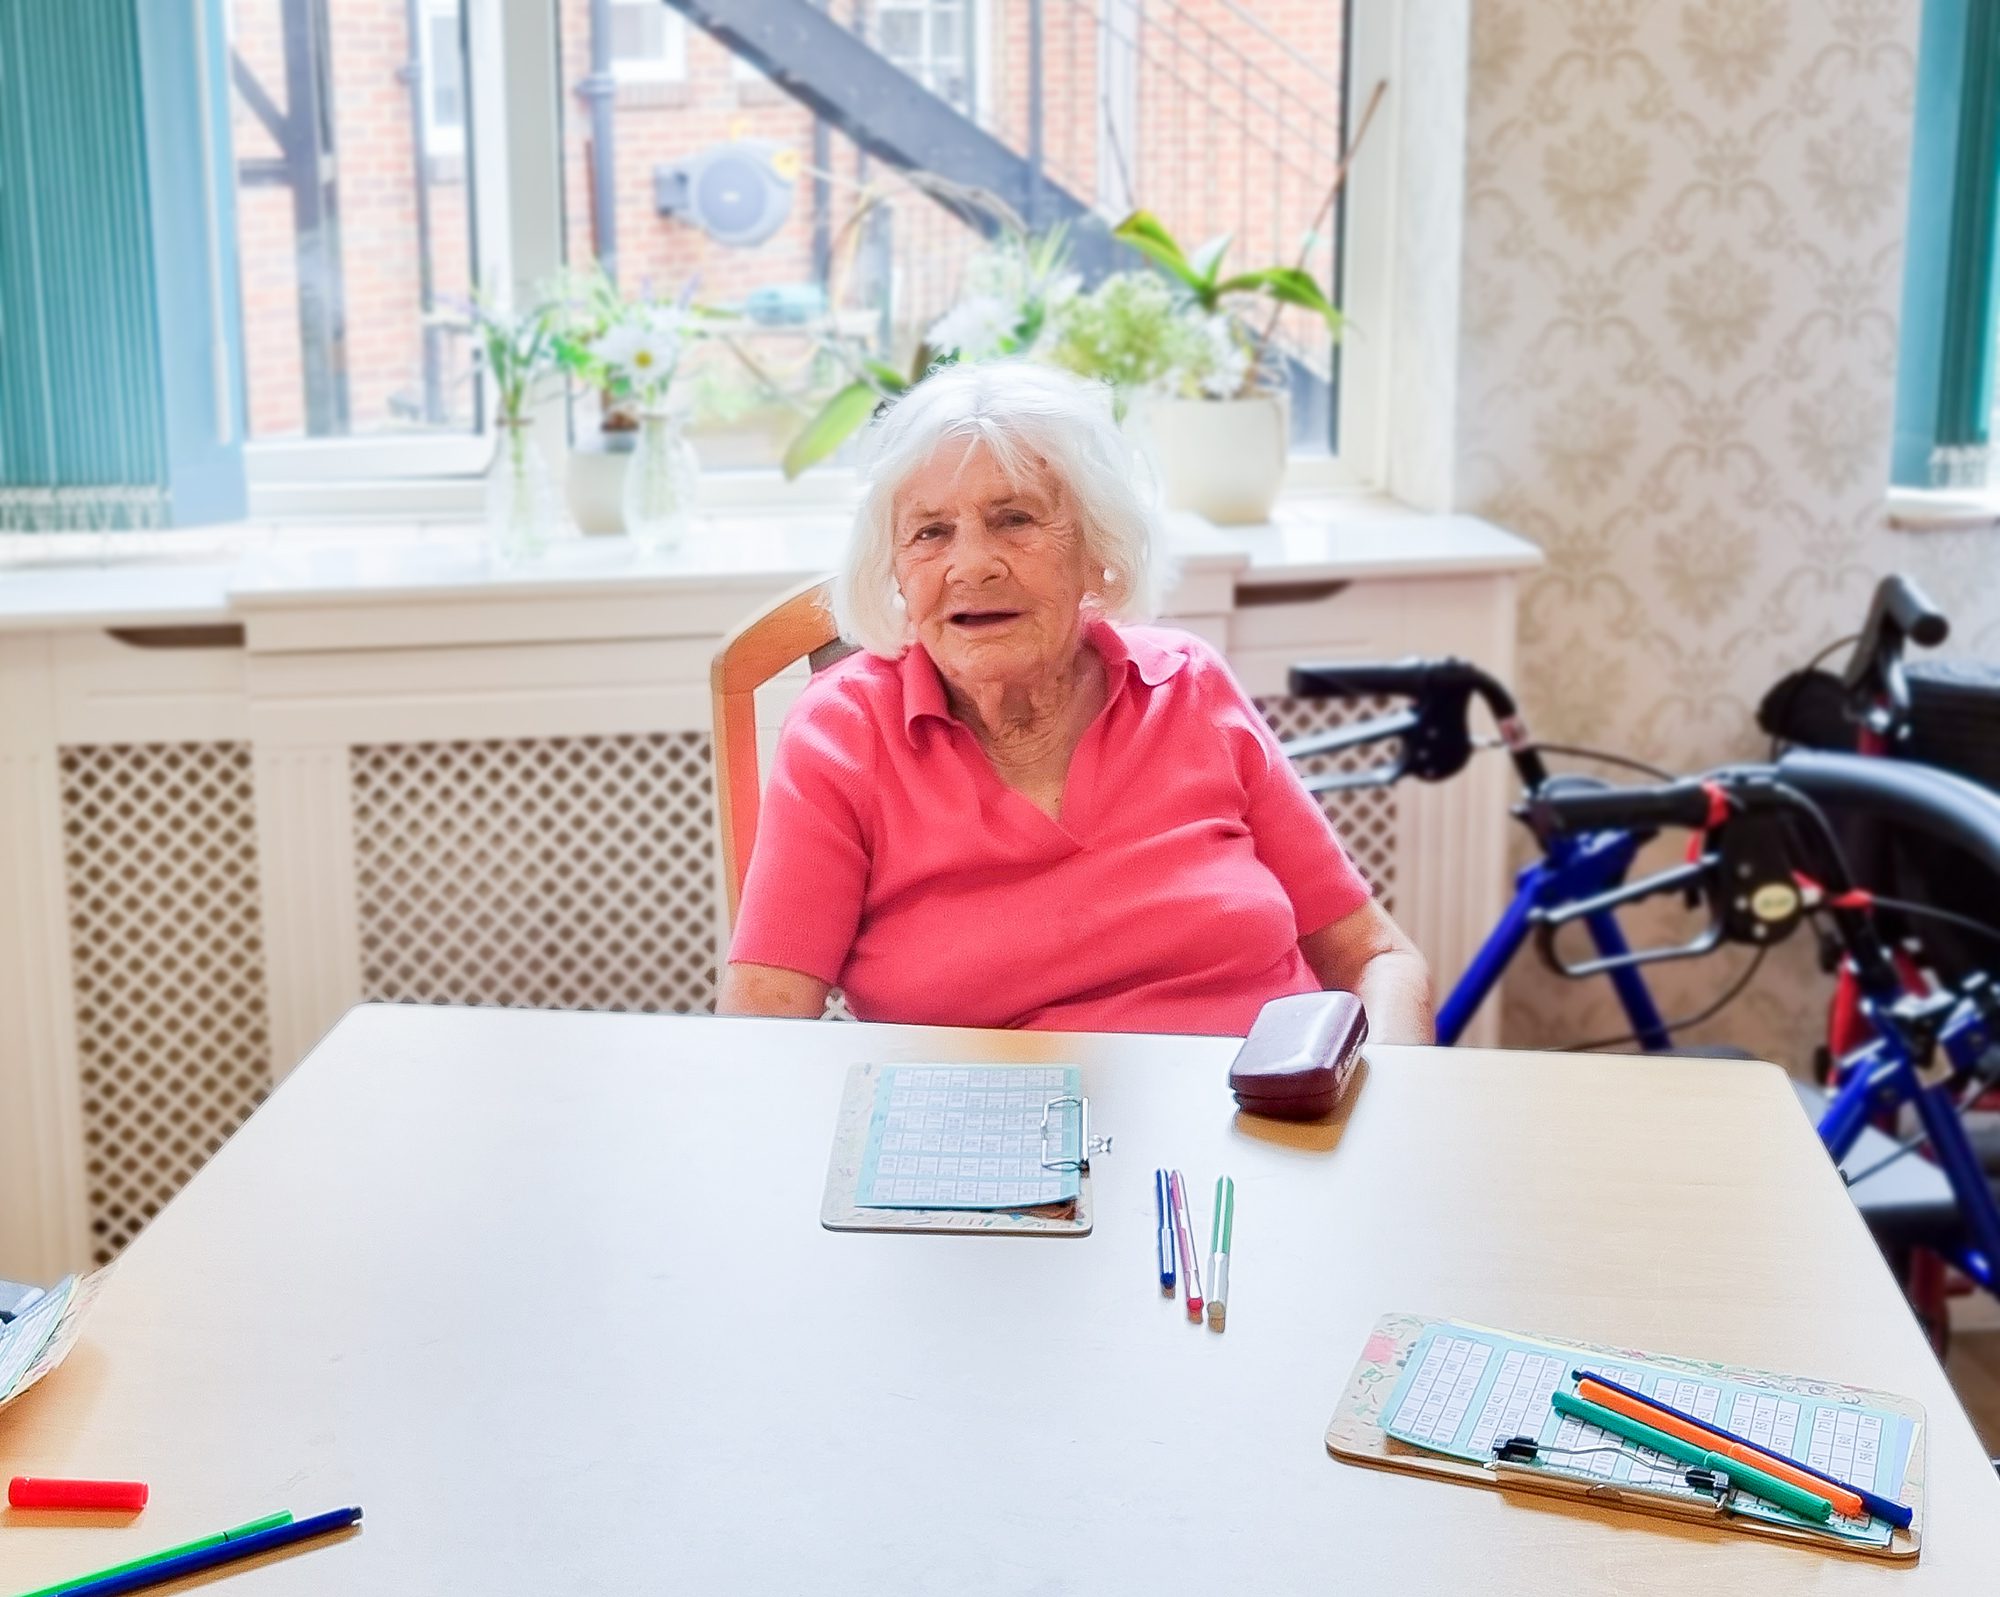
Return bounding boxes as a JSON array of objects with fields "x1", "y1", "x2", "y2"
[
  {"x1": 1282, "y1": 657, "x2": 2000, "y2": 1325},
  {"x1": 1280, "y1": 657, "x2": 1689, "y2": 1050}
]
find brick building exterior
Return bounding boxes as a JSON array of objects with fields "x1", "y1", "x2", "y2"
[{"x1": 229, "y1": 0, "x2": 1342, "y2": 459}]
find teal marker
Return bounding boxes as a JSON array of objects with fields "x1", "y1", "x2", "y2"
[
  {"x1": 12, "y1": 1511, "x2": 294, "y2": 1597},
  {"x1": 1206, "y1": 1175, "x2": 1234, "y2": 1330},
  {"x1": 1551, "y1": 1390, "x2": 1834, "y2": 1522}
]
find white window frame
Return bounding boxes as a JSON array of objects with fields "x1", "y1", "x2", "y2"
[
  {"x1": 609, "y1": 0, "x2": 688, "y2": 82},
  {"x1": 253, "y1": 0, "x2": 1400, "y2": 516},
  {"x1": 249, "y1": 0, "x2": 519, "y2": 503},
  {"x1": 1321, "y1": 0, "x2": 1393, "y2": 492}
]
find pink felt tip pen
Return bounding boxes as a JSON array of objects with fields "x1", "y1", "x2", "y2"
[{"x1": 1168, "y1": 1169, "x2": 1204, "y2": 1320}]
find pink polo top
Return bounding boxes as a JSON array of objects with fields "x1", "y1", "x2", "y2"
[{"x1": 728, "y1": 619, "x2": 1375, "y2": 1036}]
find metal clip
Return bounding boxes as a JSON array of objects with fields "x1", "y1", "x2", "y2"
[{"x1": 1040, "y1": 1095, "x2": 1112, "y2": 1172}]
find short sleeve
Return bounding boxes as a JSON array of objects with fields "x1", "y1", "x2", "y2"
[
  {"x1": 1199, "y1": 644, "x2": 1375, "y2": 935},
  {"x1": 727, "y1": 683, "x2": 876, "y2": 984}
]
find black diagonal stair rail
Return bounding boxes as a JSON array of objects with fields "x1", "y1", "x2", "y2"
[{"x1": 662, "y1": 0, "x2": 1124, "y2": 277}]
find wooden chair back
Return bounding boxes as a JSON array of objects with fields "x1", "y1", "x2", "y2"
[{"x1": 710, "y1": 575, "x2": 855, "y2": 923}]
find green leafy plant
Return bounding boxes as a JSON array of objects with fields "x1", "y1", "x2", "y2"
[
  {"x1": 1108, "y1": 211, "x2": 1341, "y2": 400},
  {"x1": 459, "y1": 291, "x2": 560, "y2": 424},
  {"x1": 781, "y1": 225, "x2": 1076, "y2": 479},
  {"x1": 1046, "y1": 271, "x2": 1205, "y2": 396},
  {"x1": 1114, "y1": 211, "x2": 1342, "y2": 331},
  {"x1": 547, "y1": 265, "x2": 712, "y2": 417}
]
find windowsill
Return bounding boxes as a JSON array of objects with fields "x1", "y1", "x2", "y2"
[
  {"x1": 615, "y1": 78, "x2": 693, "y2": 109},
  {"x1": 0, "y1": 487, "x2": 1544, "y2": 636},
  {"x1": 245, "y1": 452, "x2": 1368, "y2": 522},
  {"x1": 1888, "y1": 487, "x2": 2000, "y2": 531}
]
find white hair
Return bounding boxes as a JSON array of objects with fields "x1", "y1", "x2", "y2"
[{"x1": 832, "y1": 360, "x2": 1168, "y2": 657}]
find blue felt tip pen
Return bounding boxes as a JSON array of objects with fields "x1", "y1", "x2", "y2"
[
  {"x1": 1155, "y1": 1169, "x2": 1176, "y2": 1293},
  {"x1": 49, "y1": 1506, "x2": 363, "y2": 1597}
]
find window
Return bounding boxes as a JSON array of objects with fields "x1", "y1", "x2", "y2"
[
  {"x1": 229, "y1": 0, "x2": 1386, "y2": 500},
  {"x1": 610, "y1": 0, "x2": 687, "y2": 82},
  {"x1": 228, "y1": 0, "x2": 486, "y2": 474},
  {"x1": 420, "y1": 0, "x2": 467, "y2": 156},
  {"x1": 876, "y1": 0, "x2": 975, "y2": 115}
]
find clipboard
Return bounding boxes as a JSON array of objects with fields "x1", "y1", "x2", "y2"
[
  {"x1": 820, "y1": 1062, "x2": 1104, "y2": 1236},
  {"x1": 1325, "y1": 1312, "x2": 1926, "y2": 1561}
]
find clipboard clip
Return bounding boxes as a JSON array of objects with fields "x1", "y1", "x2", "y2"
[
  {"x1": 1039, "y1": 1095, "x2": 1113, "y2": 1172},
  {"x1": 1486, "y1": 1437, "x2": 1733, "y2": 1516}
]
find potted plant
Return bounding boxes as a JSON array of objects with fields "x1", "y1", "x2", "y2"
[
  {"x1": 549, "y1": 265, "x2": 639, "y2": 535},
  {"x1": 1043, "y1": 268, "x2": 1209, "y2": 413},
  {"x1": 462, "y1": 291, "x2": 563, "y2": 564},
  {"x1": 1104, "y1": 211, "x2": 1344, "y2": 524},
  {"x1": 781, "y1": 224, "x2": 1076, "y2": 477},
  {"x1": 552, "y1": 277, "x2": 706, "y2": 551},
  {"x1": 595, "y1": 290, "x2": 702, "y2": 554}
]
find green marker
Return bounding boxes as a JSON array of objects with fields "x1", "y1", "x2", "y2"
[
  {"x1": 1552, "y1": 1390, "x2": 1834, "y2": 1522},
  {"x1": 12, "y1": 1511, "x2": 294, "y2": 1597},
  {"x1": 1206, "y1": 1175, "x2": 1234, "y2": 1330}
]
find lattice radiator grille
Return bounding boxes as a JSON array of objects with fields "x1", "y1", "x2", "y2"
[
  {"x1": 1257, "y1": 694, "x2": 1399, "y2": 912},
  {"x1": 350, "y1": 732, "x2": 718, "y2": 1013},
  {"x1": 59, "y1": 742, "x2": 271, "y2": 1263}
]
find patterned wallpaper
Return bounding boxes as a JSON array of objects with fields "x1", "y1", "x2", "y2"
[{"x1": 1453, "y1": 0, "x2": 2000, "y2": 1064}]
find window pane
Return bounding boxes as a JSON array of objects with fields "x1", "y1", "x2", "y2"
[
  {"x1": 878, "y1": 10, "x2": 922, "y2": 63},
  {"x1": 229, "y1": 0, "x2": 480, "y2": 441},
  {"x1": 429, "y1": 17, "x2": 463, "y2": 127},
  {"x1": 557, "y1": 0, "x2": 1345, "y2": 466},
  {"x1": 930, "y1": 6, "x2": 960, "y2": 68},
  {"x1": 610, "y1": 3, "x2": 662, "y2": 64}
]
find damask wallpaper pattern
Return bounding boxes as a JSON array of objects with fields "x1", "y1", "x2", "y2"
[{"x1": 1453, "y1": 0, "x2": 2000, "y2": 1062}]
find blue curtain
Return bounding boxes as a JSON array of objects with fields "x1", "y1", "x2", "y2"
[
  {"x1": 0, "y1": 0, "x2": 245, "y2": 531},
  {"x1": 1894, "y1": 0, "x2": 2000, "y2": 489}
]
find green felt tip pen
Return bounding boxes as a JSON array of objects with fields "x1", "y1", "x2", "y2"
[
  {"x1": 11, "y1": 1511, "x2": 294, "y2": 1597},
  {"x1": 1206, "y1": 1176, "x2": 1234, "y2": 1330},
  {"x1": 1551, "y1": 1390, "x2": 1834, "y2": 1523}
]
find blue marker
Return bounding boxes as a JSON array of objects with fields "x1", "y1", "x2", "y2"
[
  {"x1": 52, "y1": 1506, "x2": 363, "y2": 1597},
  {"x1": 1155, "y1": 1169, "x2": 1177, "y2": 1293}
]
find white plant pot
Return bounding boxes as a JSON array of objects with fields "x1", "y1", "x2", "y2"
[
  {"x1": 566, "y1": 438, "x2": 634, "y2": 536},
  {"x1": 1136, "y1": 393, "x2": 1288, "y2": 525}
]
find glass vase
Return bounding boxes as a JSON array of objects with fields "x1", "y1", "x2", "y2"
[
  {"x1": 485, "y1": 416, "x2": 556, "y2": 566},
  {"x1": 623, "y1": 409, "x2": 699, "y2": 554}
]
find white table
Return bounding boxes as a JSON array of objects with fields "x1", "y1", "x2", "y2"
[{"x1": 2, "y1": 1004, "x2": 1995, "y2": 1592}]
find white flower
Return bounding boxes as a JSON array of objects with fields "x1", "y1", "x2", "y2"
[
  {"x1": 594, "y1": 320, "x2": 681, "y2": 397},
  {"x1": 1193, "y1": 315, "x2": 1251, "y2": 399},
  {"x1": 926, "y1": 294, "x2": 1018, "y2": 360}
]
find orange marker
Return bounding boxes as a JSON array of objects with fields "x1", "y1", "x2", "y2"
[{"x1": 1575, "y1": 1377, "x2": 1864, "y2": 1519}]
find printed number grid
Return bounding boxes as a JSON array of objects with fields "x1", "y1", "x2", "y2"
[{"x1": 862, "y1": 1066, "x2": 1075, "y2": 1208}]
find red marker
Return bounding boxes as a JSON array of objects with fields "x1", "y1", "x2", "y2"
[
  {"x1": 8, "y1": 1477, "x2": 149, "y2": 1512},
  {"x1": 1168, "y1": 1169, "x2": 1205, "y2": 1321}
]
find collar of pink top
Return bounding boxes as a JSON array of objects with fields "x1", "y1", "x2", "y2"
[{"x1": 898, "y1": 618, "x2": 1189, "y2": 746}]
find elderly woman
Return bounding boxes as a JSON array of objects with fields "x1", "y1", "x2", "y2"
[{"x1": 719, "y1": 362, "x2": 1433, "y2": 1041}]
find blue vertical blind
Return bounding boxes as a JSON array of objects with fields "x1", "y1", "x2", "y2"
[
  {"x1": 1895, "y1": 0, "x2": 2000, "y2": 489},
  {"x1": 0, "y1": 0, "x2": 245, "y2": 531}
]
